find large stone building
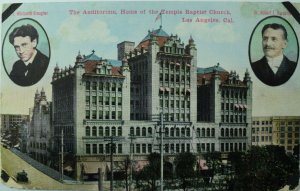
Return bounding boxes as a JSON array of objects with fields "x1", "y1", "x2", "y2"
[
  {"x1": 27, "y1": 89, "x2": 52, "y2": 164},
  {"x1": 1, "y1": 114, "x2": 29, "y2": 131},
  {"x1": 252, "y1": 116, "x2": 300, "y2": 153},
  {"x1": 51, "y1": 26, "x2": 252, "y2": 180}
]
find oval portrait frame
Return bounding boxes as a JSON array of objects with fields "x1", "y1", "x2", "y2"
[
  {"x1": 248, "y1": 16, "x2": 299, "y2": 86},
  {"x1": 2, "y1": 18, "x2": 51, "y2": 87}
]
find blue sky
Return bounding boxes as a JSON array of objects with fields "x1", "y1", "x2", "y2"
[{"x1": 1, "y1": 1, "x2": 300, "y2": 116}]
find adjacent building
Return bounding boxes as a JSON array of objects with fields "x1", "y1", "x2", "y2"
[
  {"x1": 1, "y1": 114, "x2": 29, "y2": 131},
  {"x1": 27, "y1": 89, "x2": 52, "y2": 164},
  {"x1": 252, "y1": 116, "x2": 300, "y2": 153},
  {"x1": 51, "y1": 26, "x2": 252, "y2": 180}
]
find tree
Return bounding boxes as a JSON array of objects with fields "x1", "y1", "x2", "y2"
[
  {"x1": 232, "y1": 145, "x2": 299, "y2": 191},
  {"x1": 203, "y1": 151, "x2": 222, "y2": 182},
  {"x1": 174, "y1": 152, "x2": 196, "y2": 191},
  {"x1": 135, "y1": 153, "x2": 160, "y2": 191}
]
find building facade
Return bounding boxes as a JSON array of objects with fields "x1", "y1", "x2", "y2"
[
  {"x1": 252, "y1": 116, "x2": 300, "y2": 153},
  {"x1": 1, "y1": 114, "x2": 29, "y2": 131},
  {"x1": 51, "y1": 27, "x2": 252, "y2": 180},
  {"x1": 27, "y1": 89, "x2": 52, "y2": 164}
]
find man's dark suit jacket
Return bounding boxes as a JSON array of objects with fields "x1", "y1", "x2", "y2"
[
  {"x1": 10, "y1": 50, "x2": 49, "y2": 86},
  {"x1": 251, "y1": 56, "x2": 297, "y2": 86}
]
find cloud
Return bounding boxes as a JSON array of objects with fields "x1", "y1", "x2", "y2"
[
  {"x1": 57, "y1": 16, "x2": 118, "y2": 44},
  {"x1": 175, "y1": 17, "x2": 240, "y2": 43}
]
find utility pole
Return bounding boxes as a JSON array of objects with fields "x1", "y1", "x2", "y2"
[
  {"x1": 61, "y1": 128, "x2": 64, "y2": 182},
  {"x1": 160, "y1": 112, "x2": 164, "y2": 191},
  {"x1": 104, "y1": 136, "x2": 122, "y2": 191},
  {"x1": 128, "y1": 134, "x2": 136, "y2": 191}
]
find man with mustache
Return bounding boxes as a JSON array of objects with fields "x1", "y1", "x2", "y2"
[
  {"x1": 9, "y1": 24, "x2": 49, "y2": 86},
  {"x1": 251, "y1": 23, "x2": 297, "y2": 86}
]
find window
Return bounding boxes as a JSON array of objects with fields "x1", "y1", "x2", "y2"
[
  {"x1": 142, "y1": 144, "x2": 146, "y2": 153},
  {"x1": 118, "y1": 144, "x2": 122, "y2": 153},
  {"x1": 148, "y1": 144, "x2": 152, "y2": 153},
  {"x1": 86, "y1": 96, "x2": 90, "y2": 105},
  {"x1": 92, "y1": 110, "x2": 97, "y2": 119},
  {"x1": 171, "y1": 128, "x2": 174, "y2": 137},
  {"x1": 93, "y1": 144, "x2": 97, "y2": 154},
  {"x1": 148, "y1": 127, "x2": 152, "y2": 136},
  {"x1": 99, "y1": 111, "x2": 103, "y2": 120},
  {"x1": 202, "y1": 128, "x2": 205, "y2": 137},
  {"x1": 99, "y1": 96, "x2": 103, "y2": 105},
  {"x1": 165, "y1": 127, "x2": 169, "y2": 137},
  {"x1": 112, "y1": 97, "x2": 116, "y2": 106},
  {"x1": 99, "y1": 82, "x2": 103, "y2": 90},
  {"x1": 142, "y1": 127, "x2": 146, "y2": 136},
  {"x1": 92, "y1": 82, "x2": 97, "y2": 90},
  {"x1": 86, "y1": 126, "x2": 90, "y2": 136},
  {"x1": 186, "y1": 128, "x2": 190, "y2": 137},
  {"x1": 118, "y1": 97, "x2": 122, "y2": 106},
  {"x1": 99, "y1": 126, "x2": 103, "y2": 136},
  {"x1": 136, "y1": 127, "x2": 140, "y2": 136},
  {"x1": 207, "y1": 128, "x2": 210, "y2": 137},
  {"x1": 86, "y1": 144, "x2": 91, "y2": 154},
  {"x1": 181, "y1": 144, "x2": 185, "y2": 152},
  {"x1": 105, "y1": 126, "x2": 110, "y2": 136},
  {"x1": 165, "y1": 144, "x2": 169, "y2": 153},
  {"x1": 92, "y1": 126, "x2": 97, "y2": 136},
  {"x1": 176, "y1": 128, "x2": 180, "y2": 137},
  {"x1": 136, "y1": 144, "x2": 140, "y2": 153},
  {"x1": 211, "y1": 129, "x2": 215, "y2": 137},
  {"x1": 112, "y1": 111, "x2": 116, "y2": 119},
  {"x1": 181, "y1": 128, "x2": 185, "y2": 137},
  {"x1": 130, "y1": 127, "x2": 134, "y2": 136},
  {"x1": 99, "y1": 144, "x2": 104, "y2": 153},
  {"x1": 197, "y1": 128, "x2": 200, "y2": 137},
  {"x1": 118, "y1": 127, "x2": 122, "y2": 136},
  {"x1": 221, "y1": 128, "x2": 224, "y2": 137},
  {"x1": 112, "y1": 127, "x2": 116, "y2": 136},
  {"x1": 118, "y1": 111, "x2": 122, "y2": 119},
  {"x1": 86, "y1": 110, "x2": 90, "y2": 119},
  {"x1": 105, "y1": 97, "x2": 110, "y2": 105}
]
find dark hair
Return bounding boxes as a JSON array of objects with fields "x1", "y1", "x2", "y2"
[
  {"x1": 9, "y1": 24, "x2": 39, "y2": 45},
  {"x1": 262, "y1": 23, "x2": 287, "y2": 40}
]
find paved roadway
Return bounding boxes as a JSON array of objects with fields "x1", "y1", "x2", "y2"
[{"x1": 0, "y1": 145, "x2": 111, "y2": 190}]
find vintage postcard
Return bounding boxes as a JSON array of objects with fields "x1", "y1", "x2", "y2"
[{"x1": 1, "y1": 0, "x2": 299, "y2": 191}]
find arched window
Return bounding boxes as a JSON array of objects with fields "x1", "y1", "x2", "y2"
[
  {"x1": 99, "y1": 126, "x2": 103, "y2": 136},
  {"x1": 130, "y1": 127, "x2": 134, "y2": 136},
  {"x1": 186, "y1": 128, "x2": 190, "y2": 137},
  {"x1": 105, "y1": 126, "x2": 110, "y2": 136},
  {"x1": 239, "y1": 128, "x2": 242, "y2": 137},
  {"x1": 148, "y1": 127, "x2": 152, "y2": 136},
  {"x1": 176, "y1": 128, "x2": 180, "y2": 137},
  {"x1": 92, "y1": 126, "x2": 97, "y2": 136},
  {"x1": 112, "y1": 83, "x2": 116, "y2": 91},
  {"x1": 211, "y1": 129, "x2": 215, "y2": 137},
  {"x1": 221, "y1": 128, "x2": 224, "y2": 137},
  {"x1": 118, "y1": 126, "x2": 122, "y2": 136},
  {"x1": 136, "y1": 127, "x2": 140, "y2": 136},
  {"x1": 112, "y1": 126, "x2": 116, "y2": 136},
  {"x1": 234, "y1": 129, "x2": 238, "y2": 137},
  {"x1": 171, "y1": 128, "x2": 174, "y2": 137},
  {"x1": 86, "y1": 126, "x2": 90, "y2": 136},
  {"x1": 165, "y1": 127, "x2": 169, "y2": 137},
  {"x1": 202, "y1": 128, "x2": 205, "y2": 137},
  {"x1": 181, "y1": 128, "x2": 185, "y2": 137},
  {"x1": 225, "y1": 129, "x2": 229, "y2": 137},
  {"x1": 142, "y1": 127, "x2": 146, "y2": 136},
  {"x1": 207, "y1": 128, "x2": 210, "y2": 137},
  {"x1": 243, "y1": 129, "x2": 246, "y2": 137},
  {"x1": 99, "y1": 82, "x2": 103, "y2": 90},
  {"x1": 230, "y1": 129, "x2": 233, "y2": 137},
  {"x1": 197, "y1": 128, "x2": 200, "y2": 137}
]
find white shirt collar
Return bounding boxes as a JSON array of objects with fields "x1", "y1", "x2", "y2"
[
  {"x1": 266, "y1": 54, "x2": 284, "y2": 74},
  {"x1": 24, "y1": 49, "x2": 37, "y2": 66}
]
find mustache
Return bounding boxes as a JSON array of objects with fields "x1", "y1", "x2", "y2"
[{"x1": 263, "y1": 46, "x2": 274, "y2": 50}]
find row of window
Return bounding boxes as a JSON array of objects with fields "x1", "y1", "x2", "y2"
[
  {"x1": 220, "y1": 128, "x2": 247, "y2": 137},
  {"x1": 159, "y1": 99, "x2": 190, "y2": 108},
  {"x1": 221, "y1": 103, "x2": 247, "y2": 111},
  {"x1": 165, "y1": 143, "x2": 191, "y2": 153},
  {"x1": 252, "y1": 127, "x2": 273, "y2": 134},
  {"x1": 196, "y1": 143, "x2": 215, "y2": 152},
  {"x1": 221, "y1": 90, "x2": 247, "y2": 99},
  {"x1": 252, "y1": 120, "x2": 272, "y2": 125},
  {"x1": 86, "y1": 96, "x2": 122, "y2": 106},
  {"x1": 159, "y1": 73, "x2": 190, "y2": 84},
  {"x1": 155, "y1": 112, "x2": 191, "y2": 122},
  {"x1": 196, "y1": 128, "x2": 215, "y2": 137},
  {"x1": 86, "y1": 81, "x2": 122, "y2": 92},
  {"x1": 278, "y1": 126, "x2": 300, "y2": 132},
  {"x1": 279, "y1": 139, "x2": 299, "y2": 145},
  {"x1": 159, "y1": 88, "x2": 191, "y2": 96},
  {"x1": 85, "y1": 126, "x2": 122, "y2": 137},
  {"x1": 86, "y1": 143, "x2": 123, "y2": 154},
  {"x1": 220, "y1": 142, "x2": 247, "y2": 152},
  {"x1": 129, "y1": 127, "x2": 153, "y2": 137},
  {"x1": 85, "y1": 110, "x2": 122, "y2": 120},
  {"x1": 221, "y1": 115, "x2": 247, "y2": 123},
  {"x1": 160, "y1": 61, "x2": 191, "y2": 71},
  {"x1": 252, "y1": 136, "x2": 273, "y2": 142}
]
